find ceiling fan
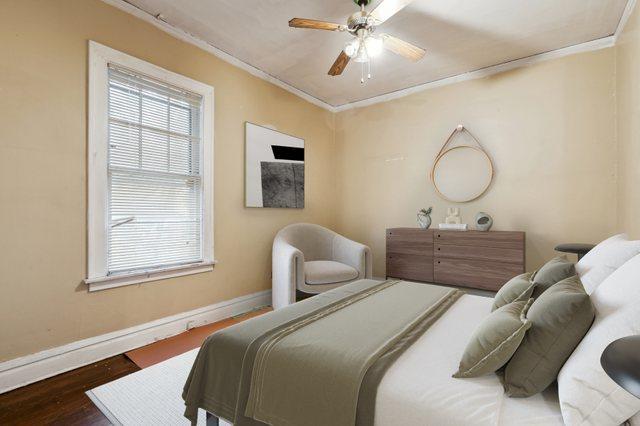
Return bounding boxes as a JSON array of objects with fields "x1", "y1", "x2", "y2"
[{"x1": 289, "y1": 0, "x2": 425, "y2": 82}]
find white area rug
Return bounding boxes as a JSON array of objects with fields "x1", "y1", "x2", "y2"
[{"x1": 87, "y1": 349, "x2": 212, "y2": 425}]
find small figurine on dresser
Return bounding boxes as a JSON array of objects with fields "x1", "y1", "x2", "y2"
[
  {"x1": 445, "y1": 207, "x2": 461, "y2": 224},
  {"x1": 475, "y1": 212, "x2": 493, "y2": 231},
  {"x1": 439, "y1": 207, "x2": 468, "y2": 231}
]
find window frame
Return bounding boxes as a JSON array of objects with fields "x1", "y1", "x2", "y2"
[{"x1": 86, "y1": 41, "x2": 214, "y2": 292}]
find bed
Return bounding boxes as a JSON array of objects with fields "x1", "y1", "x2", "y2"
[
  {"x1": 182, "y1": 279, "x2": 564, "y2": 426},
  {"x1": 372, "y1": 292, "x2": 562, "y2": 426}
]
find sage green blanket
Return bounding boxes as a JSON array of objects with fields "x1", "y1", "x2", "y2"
[{"x1": 183, "y1": 280, "x2": 461, "y2": 426}]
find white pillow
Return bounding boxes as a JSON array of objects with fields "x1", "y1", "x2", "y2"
[
  {"x1": 576, "y1": 234, "x2": 640, "y2": 294},
  {"x1": 558, "y1": 307, "x2": 640, "y2": 425},
  {"x1": 591, "y1": 253, "x2": 640, "y2": 316}
]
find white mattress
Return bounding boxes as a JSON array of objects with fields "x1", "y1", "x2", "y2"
[{"x1": 374, "y1": 293, "x2": 564, "y2": 426}]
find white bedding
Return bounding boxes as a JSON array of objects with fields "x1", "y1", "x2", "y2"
[{"x1": 375, "y1": 292, "x2": 564, "y2": 426}]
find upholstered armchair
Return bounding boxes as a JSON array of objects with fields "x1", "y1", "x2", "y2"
[{"x1": 272, "y1": 223, "x2": 372, "y2": 309}]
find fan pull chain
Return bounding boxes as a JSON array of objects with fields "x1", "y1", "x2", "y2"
[{"x1": 360, "y1": 61, "x2": 373, "y2": 85}]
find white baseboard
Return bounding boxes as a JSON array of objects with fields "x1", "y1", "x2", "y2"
[{"x1": 0, "y1": 290, "x2": 271, "y2": 394}]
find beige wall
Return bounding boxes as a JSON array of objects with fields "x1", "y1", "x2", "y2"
[
  {"x1": 0, "y1": 0, "x2": 336, "y2": 362},
  {"x1": 0, "y1": 0, "x2": 633, "y2": 364},
  {"x1": 616, "y1": 3, "x2": 640, "y2": 238},
  {"x1": 334, "y1": 49, "x2": 618, "y2": 276}
]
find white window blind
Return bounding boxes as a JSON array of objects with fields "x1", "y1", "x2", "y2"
[{"x1": 107, "y1": 65, "x2": 204, "y2": 275}]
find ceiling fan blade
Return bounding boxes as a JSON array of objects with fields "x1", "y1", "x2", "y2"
[
  {"x1": 328, "y1": 51, "x2": 350, "y2": 76},
  {"x1": 369, "y1": 0, "x2": 415, "y2": 24},
  {"x1": 289, "y1": 18, "x2": 346, "y2": 31},
  {"x1": 381, "y1": 34, "x2": 425, "y2": 61}
]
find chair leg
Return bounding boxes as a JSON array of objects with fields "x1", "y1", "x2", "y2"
[{"x1": 295, "y1": 289, "x2": 315, "y2": 302}]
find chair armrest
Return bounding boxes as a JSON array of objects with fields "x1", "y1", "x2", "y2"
[
  {"x1": 332, "y1": 234, "x2": 372, "y2": 279},
  {"x1": 272, "y1": 238, "x2": 305, "y2": 309}
]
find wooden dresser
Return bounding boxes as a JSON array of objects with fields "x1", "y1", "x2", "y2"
[{"x1": 386, "y1": 228, "x2": 525, "y2": 292}]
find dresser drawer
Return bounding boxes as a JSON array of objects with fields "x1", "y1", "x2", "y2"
[
  {"x1": 434, "y1": 258, "x2": 523, "y2": 291},
  {"x1": 434, "y1": 230, "x2": 524, "y2": 250},
  {"x1": 387, "y1": 253, "x2": 434, "y2": 283},
  {"x1": 434, "y1": 243, "x2": 524, "y2": 265},
  {"x1": 387, "y1": 228, "x2": 433, "y2": 255}
]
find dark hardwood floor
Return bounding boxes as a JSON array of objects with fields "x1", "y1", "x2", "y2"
[
  {"x1": 0, "y1": 309, "x2": 271, "y2": 425},
  {"x1": 0, "y1": 355, "x2": 140, "y2": 425}
]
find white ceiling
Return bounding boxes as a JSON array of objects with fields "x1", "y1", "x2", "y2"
[{"x1": 123, "y1": 0, "x2": 629, "y2": 107}]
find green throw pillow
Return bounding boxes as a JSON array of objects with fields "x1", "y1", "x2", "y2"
[
  {"x1": 530, "y1": 256, "x2": 575, "y2": 298},
  {"x1": 453, "y1": 299, "x2": 532, "y2": 378},
  {"x1": 503, "y1": 275, "x2": 595, "y2": 397},
  {"x1": 492, "y1": 272, "x2": 536, "y2": 312}
]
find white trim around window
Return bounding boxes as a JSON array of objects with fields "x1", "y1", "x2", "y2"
[{"x1": 87, "y1": 41, "x2": 214, "y2": 291}]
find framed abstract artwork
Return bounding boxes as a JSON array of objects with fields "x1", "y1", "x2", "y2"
[{"x1": 245, "y1": 122, "x2": 305, "y2": 208}]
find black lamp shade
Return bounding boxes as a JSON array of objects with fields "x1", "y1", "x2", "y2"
[{"x1": 600, "y1": 335, "x2": 640, "y2": 399}]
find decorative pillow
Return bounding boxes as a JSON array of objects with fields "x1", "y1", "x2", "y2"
[
  {"x1": 503, "y1": 275, "x2": 594, "y2": 397},
  {"x1": 558, "y1": 306, "x2": 640, "y2": 425},
  {"x1": 576, "y1": 234, "x2": 640, "y2": 294},
  {"x1": 591, "y1": 252, "x2": 640, "y2": 316},
  {"x1": 492, "y1": 272, "x2": 535, "y2": 312},
  {"x1": 453, "y1": 299, "x2": 532, "y2": 378},
  {"x1": 530, "y1": 256, "x2": 575, "y2": 298}
]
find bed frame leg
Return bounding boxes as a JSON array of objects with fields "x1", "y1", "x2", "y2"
[{"x1": 206, "y1": 412, "x2": 220, "y2": 426}]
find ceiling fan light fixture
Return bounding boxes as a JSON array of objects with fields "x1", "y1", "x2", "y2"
[
  {"x1": 364, "y1": 36, "x2": 383, "y2": 57},
  {"x1": 352, "y1": 44, "x2": 369, "y2": 63},
  {"x1": 289, "y1": 0, "x2": 425, "y2": 79},
  {"x1": 346, "y1": 35, "x2": 382, "y2": 63},
  {"x1": 344, "y1": 39, "x2": 360, "y2": 58}
]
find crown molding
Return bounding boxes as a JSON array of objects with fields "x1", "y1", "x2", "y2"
[
  {"x1": 100, "y1": 0, "x2": 336, "y2": 112},
  {"x1": 333, "y1": 36, "x2": 616, "y2": 112},
  {"x1": 102, "y1": 0, "x2": 633, "y2": 113},
  {"x1": 615, "y1": 0, "x2": 637, "y2": 42}
]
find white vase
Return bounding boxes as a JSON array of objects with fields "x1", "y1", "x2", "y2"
[{"x1": 417, "y1": 213, "x2": 432, "y2": 229}]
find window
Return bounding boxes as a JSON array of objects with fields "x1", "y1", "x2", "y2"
[{"x1": 87, "y1": 42, "x2": 214, "y2": 291}]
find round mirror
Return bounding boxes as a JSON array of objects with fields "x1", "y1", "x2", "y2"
[{"x1": 432, "y1": 146, "x2": 493, "y2": 202}]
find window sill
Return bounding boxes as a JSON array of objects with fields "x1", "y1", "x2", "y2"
[{"x1": 85, "y1": 261, "x2": 217, "y2": 292}]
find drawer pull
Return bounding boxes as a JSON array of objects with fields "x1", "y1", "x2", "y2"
[{"x1": 437, "y1": 247, "x2": 441, "y2": 251}]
